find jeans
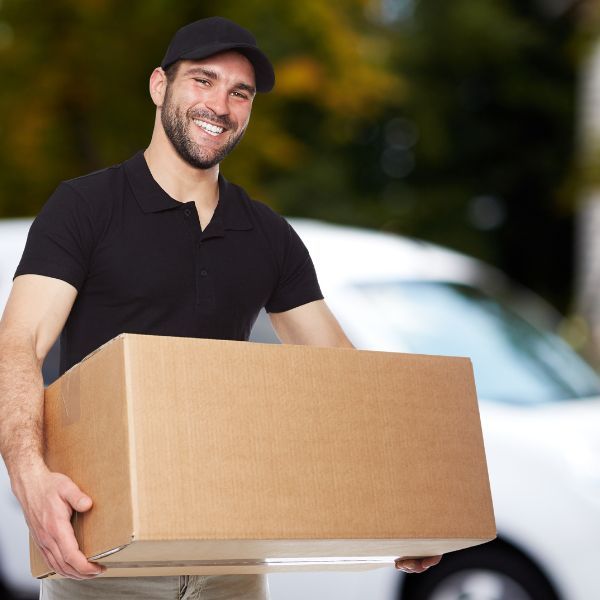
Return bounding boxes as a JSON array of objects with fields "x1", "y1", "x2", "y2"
[{"x1": 40, "y1": 574, "x2": 269, "y2": 599}]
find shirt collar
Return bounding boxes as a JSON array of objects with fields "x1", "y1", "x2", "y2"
[{"x1": 124, "y1": 151, "x2": 253, "y2": 231}]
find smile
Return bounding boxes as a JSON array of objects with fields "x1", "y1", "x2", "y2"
[{"x1": 192, "y1": 119, "x2": 225, "y2": 136}]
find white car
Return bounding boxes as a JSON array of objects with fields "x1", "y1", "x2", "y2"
[
  {"x1": 1, "y1": 217, "x2": 599, "y2": 600},
  {"x1": 264, "y1": 219, "x2": 600, "y2": 600}
]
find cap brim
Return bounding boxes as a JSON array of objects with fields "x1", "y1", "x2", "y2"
[{"x1": 167, "y1": 42, "x2": 275, "y2": 93}]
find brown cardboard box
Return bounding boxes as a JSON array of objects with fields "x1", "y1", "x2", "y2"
[{"x1": 31, "y1": 333, "x2": 495, "y2": 578}]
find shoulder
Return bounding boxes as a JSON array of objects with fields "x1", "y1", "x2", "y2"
[
  {"x1": 226, "y1": 180, "x2": 293, "y2": 243},
  {"x1": 32, "y1": 161, "x2": 128, "y2": 247},
  {"x1": 61, "y1": 161, "x2": 126, "y2": 203},
  {"x1": 43, "y1": 160, "x2": 129, "y2": 229},
  {"x1": 226, "y1": 182, "x2": 311, "y2": 276}
]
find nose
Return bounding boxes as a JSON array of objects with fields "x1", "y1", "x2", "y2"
[{"x1": 204, "y1": 86, "x2": 230, "y2": 118}]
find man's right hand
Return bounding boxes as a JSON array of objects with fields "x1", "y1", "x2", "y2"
[
  {"x1": 14, "y1": 465, "x2": 105, "y2": 579},
  {"x1": 0, "y1": 275, "x2": 99, "y2": 578}
]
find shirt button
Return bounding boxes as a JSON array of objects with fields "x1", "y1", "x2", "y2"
[
  {"x1": 200, "y1": 269, "x2": 208, "y2": 277},
  {"x1": 184, "y1": 209, "x2": 191, "y2": 217}
]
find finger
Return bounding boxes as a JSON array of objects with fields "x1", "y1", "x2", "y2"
[
  {"x1": 38, "y1": 538, "x2": 86, "y2": 579},
  {"x1": 32, "y1": 529, "x2": 81, "y2": 579},
  {"x1": 30, "y1": 521, "x2": 86, "y2": 578},
  {"x1": 63, "y1": 550, "x2": 105, "y2": 578},
  {"x1": 406, "y1": 560, "x2": 428, "y2": 573},
  {"x1": 394, "y1": 555, "x2": 442, "y2": 573},
  {"x1": 59, "y1": 479, "x2": 93, "y2": 513},
  {"x1": 43, "y1": 508, "x2": 104, "y2": 578},
  {"x1": 40, "y1": 545, "x2": 67, "y2": 578},
  {"x1": 53, "y1": 526, "x2": 104, "y2": 577},
  {"x1": 411, "y1": 562, "x2": 428, "y2": 573},
  {"x1": 50, "y1": 541, "x2": 102, "y2": 580},
  {"x1": 394, "y1": 559, "x2": 418, "y2": 572},
  {"x1": 35, "y1": 510, "x2": 103, "y2": 578},
  {"x1": 422, "y1": 555, "x2": 442, "y2": 568}
]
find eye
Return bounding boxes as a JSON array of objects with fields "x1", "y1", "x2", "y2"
[
  {"x1": 231, "y1": 91, "x2": 248, "y2": 99},
  {"x1": 193, "y1": 78, "x2": 210, "y2": 85}
]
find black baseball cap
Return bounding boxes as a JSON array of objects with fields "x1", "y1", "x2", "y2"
[{"x1": 161, "y1": 17, "x2": 275, "y2": 93}]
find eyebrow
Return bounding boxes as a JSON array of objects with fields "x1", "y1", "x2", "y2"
[{"x1": 183, "y1": 66, "x2": 256, "y2": 97}]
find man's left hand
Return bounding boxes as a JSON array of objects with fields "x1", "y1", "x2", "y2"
[{"x1": 394, "y1": 555, "x2": 442, "y2": 573}]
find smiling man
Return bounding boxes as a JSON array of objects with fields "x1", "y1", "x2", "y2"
[
  {"x1": 160, "y1": 60, "x2": 254, "y2": 168},
  {"x1": 0, "y1": 16, "x2": 440, "y2": 600}
]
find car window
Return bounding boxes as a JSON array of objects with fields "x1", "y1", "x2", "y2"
[{"x1": 354, "y1": 281, "x2": 600, "y2": 404}]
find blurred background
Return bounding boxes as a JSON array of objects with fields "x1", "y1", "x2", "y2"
[
  {"x1": 2, "y1": 1, "x2": 600, "y2": 599},
  {"x1": 1, "y1": 0, "x2": 600, "y2": 364}
]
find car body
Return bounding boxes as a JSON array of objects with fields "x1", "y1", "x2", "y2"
[
  {"x1": 265, "y1": 219, "x2": 600, "y2": 600},
  {"x1": 1, "y1": 217, "x2": 599, "y2": 600}
]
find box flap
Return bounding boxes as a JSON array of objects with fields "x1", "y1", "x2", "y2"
[{"x1": 31, "y1": 335, "x2": 136, "y2": 578}]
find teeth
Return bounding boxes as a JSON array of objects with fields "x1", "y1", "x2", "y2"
[{"x1": 193, "y1": 119, "x2": 224, "y2": 136}]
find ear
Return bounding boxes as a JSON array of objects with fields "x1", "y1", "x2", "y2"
[{"x1": 149, "y1": 67, "x2": 168, "y2": 108}]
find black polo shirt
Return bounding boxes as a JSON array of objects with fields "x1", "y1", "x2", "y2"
[{"x1": 15, "y1": 151, "x2": 323, "y2": 375}]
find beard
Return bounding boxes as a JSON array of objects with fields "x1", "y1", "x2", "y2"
[{"x1": 160, "y1": 85, "x2": 247, "y2": 170}]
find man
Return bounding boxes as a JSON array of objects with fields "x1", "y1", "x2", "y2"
[{"x1": 0, "y1": 16, "x2": 441, "y2": 600}]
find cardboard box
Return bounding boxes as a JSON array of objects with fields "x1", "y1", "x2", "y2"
[{"x1": 31, "y1": 333, "x2": 495, "y2": 578}]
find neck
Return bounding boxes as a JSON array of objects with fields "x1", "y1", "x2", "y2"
[{"x1": 144, "y1": 125, "x2": 219, "y2": 210}]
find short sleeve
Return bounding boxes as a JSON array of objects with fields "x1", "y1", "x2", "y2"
[
  {"x1": 265, "y1": 219, "x2": 324, "y2": 313},
  {"x1": 13, "y1": 182, "x2": 94, "y2": 291}
]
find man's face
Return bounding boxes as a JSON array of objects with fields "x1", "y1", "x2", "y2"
[{"x1": 160, "y1": 52, "x2": 256, "y2": 170}]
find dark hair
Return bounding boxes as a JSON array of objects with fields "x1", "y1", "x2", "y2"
[{"x1": 163, "y1": 61, "x2": 181, "y2": 83}]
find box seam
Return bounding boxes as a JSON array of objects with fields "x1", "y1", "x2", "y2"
[{"x1": 123, "y1": 335, "x2": 139, "y2": 543}]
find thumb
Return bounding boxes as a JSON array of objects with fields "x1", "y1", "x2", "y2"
[{"x1": 61, "y1": 481, "x2": 93, "y2": 513}]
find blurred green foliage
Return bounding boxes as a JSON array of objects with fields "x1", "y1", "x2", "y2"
[
  {"x1": 386, "y1": 0, "x2": 578, "y2": 311},
  {"x1": 0, "y1": 0, "x2": 402, "y2": 215},
  {"x1": 0, "y1": 0, "x2": 579, "y2": 310}
]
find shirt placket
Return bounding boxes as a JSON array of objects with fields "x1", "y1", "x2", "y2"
[{"x1": 182, "y1": 202, "x2": 216, "y2": 309}]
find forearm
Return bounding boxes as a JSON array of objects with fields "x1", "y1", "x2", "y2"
[
  {"x1": 269, "y1": 300, "x2": 356, "y2": 347},
  {"x1": 0, "y1": 330, "x2": 104, "y2": 578},
  {"x1": 0, "y1": 331, "x2": 46, "y2": 492}
]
